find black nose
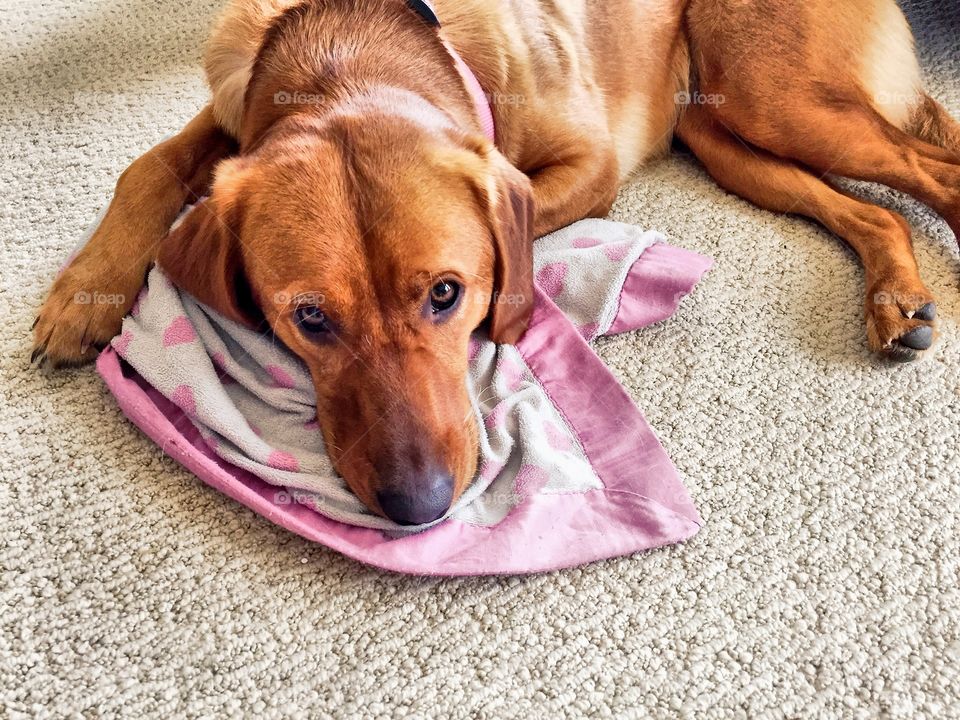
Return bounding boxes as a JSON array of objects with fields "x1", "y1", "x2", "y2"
[{"x1": 376, "y1": 471, "x2": 454, "y2": 526}]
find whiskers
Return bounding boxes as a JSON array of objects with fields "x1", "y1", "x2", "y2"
[
  {"x1": 473, "y1": 381, "x2": 499, "y2": 408},
  {"x1": 469, "y1": 381, "x2": 502, "y2": 428}
]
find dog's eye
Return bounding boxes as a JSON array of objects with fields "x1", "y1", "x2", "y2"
[
  {"x1": 295, "y1": 305, "x2": 331, "y2": 335},
  {"x1": 430, "y1": 280, "x2": 461, "y2": 314}
]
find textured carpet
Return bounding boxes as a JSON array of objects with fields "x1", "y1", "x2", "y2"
[{"x1": 2, "y1": 1, "x2": 959, "y2": 717}]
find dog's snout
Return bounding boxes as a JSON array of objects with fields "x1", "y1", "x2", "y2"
[{"x1": 376, "y1": 470, "x2": 454, "y2": 526}]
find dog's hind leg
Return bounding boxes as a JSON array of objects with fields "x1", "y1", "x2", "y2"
[
  {"x1": 32, "y1": 106, "x2": 235, "y2": 367},
  {"x1": 676, "y1": 105, "x2": 936, "y2": 361},
  {"x1": 687, "y1": 0, "x2": 960, "y2": 236},
  {"x1": 714, "y1": 100, "x2": 960, "y2": 242},
  {"x1": 682, "y1": 0, "x2": 959, "y2": 359}
]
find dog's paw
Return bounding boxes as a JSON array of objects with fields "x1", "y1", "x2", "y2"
[
  {"x1": 32, "y1": 262, "x2": 137, "y2": 368},
  {"x1": 865, "y1": 281, "x2": 938, "y2": 362}
]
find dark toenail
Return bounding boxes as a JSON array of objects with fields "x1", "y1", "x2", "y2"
[
  {"x1": 887, "y1": 344, "x2": 919, "y2": 363},
  {"x1": 898, "y1": 325, "x2": 933, "y2": 351},
  {"x1": 914, "y1": 302, "x2": 937, "y2": 321}
]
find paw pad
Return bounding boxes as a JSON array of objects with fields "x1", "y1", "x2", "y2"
[{"x1": 897, "y1": 325, "x2": 933, "y2": 351}]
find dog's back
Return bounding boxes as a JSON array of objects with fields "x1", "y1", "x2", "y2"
[{"x1": 203, "y1": 0, "x2": 690, "y2": 176}]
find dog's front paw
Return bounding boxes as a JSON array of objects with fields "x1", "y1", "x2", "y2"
[
  {"x1": 32, "y1": 261, "x2": 138, "y2": 368},
  {"x1": 865, "y1": 281, "x2": 938, "y2": 362}
]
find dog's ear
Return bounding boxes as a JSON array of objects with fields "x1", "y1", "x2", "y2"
[
  {"x1": 479, "y1": 151, "x2": 535, "y2": 344},
  {"x1": 155, "y1": 159, "x2": 263, "y2": 328}
]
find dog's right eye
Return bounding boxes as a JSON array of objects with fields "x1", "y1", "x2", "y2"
[{"x1": 295, "y1": 305, "x2": 332, "y2": 335}]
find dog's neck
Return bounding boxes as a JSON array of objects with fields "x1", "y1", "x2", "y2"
[{"x1": 240, "y1": 0, "x2": 490, "y2": 153}]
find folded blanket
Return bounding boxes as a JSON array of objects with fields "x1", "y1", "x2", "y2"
[{"x1": 96, "y1": 215, "x2": 711, "y2": 575}]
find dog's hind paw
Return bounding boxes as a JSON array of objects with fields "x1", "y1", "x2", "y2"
[{"x1": 866, "y1": 282, "x2": 938, "y2": 362}]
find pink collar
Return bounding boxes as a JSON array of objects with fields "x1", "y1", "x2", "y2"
[
  {"x1": 412, "y1": 0, "x2": 495, "y2": 142},
  {"x1": 443, "y1": 39, "x2": 495, "y2": 142}
]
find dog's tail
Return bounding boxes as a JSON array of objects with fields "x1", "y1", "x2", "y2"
[{"x1": 907, "y1": 93, "x2": 960, "y2": 156}]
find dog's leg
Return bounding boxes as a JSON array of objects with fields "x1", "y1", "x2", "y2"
[
  {"x1": 719, "y1": 103, "x2": 960, "y2": 242},
  {"x1": 683, "y1": 0, "x2": 960, "y2": 237},
  {"x1": 32, "y1": 106, "x2": 235, "y2": 367},
  {"x1": 524, "y1": 140, "x2": 620, "y2": 238},
  {"x1": 677, "y1": 106, "x2": 936, "y2": 361},
  {"x1": 679, "y1": 0, "x2": 960, "y2": 358}
]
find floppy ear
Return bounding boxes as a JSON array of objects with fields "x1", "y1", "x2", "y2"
[
  {"x1": 481, "y1": 152, "x2": 535, "y2": 344},
  {"x1": 155, "y1": 162, "x2": 263, "y2": 328}
]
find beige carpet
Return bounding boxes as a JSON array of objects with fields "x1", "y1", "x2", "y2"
[{"x1": 3, "y1": 1, "x2": 959, "y2": 717}]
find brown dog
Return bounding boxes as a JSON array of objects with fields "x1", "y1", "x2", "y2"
[{"x1": 33, "y1": 0, "x2": 960, "y2": 524}]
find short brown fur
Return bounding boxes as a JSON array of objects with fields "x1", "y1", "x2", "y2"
[{"x1": 33, "y1": 0, "x2": 960, "y2": 517}]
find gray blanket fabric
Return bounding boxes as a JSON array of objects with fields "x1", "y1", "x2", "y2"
[{"x1": 2, "y1": 1, "x2": 959, "y2": 717}]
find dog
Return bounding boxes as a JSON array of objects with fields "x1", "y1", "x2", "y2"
[{"x1": 32, "y1": 0, "x2": 960, "y2": 524}]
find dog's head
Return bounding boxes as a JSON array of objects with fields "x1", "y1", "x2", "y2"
[{"x1": 157, "y1": 117, "x2": 533, "y2": 524}]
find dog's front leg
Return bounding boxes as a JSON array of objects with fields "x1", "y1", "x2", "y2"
[
  {"x1": 524, "y1": 138, "x2": 619, "y2": 238},
  {"x1": 32, "y1": 106, "x2": 235, "y2": 367}
]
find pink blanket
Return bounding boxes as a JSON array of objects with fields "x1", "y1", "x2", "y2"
[{"x1": 96, "y1": 219, "x2": 711, "y2": 575}]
